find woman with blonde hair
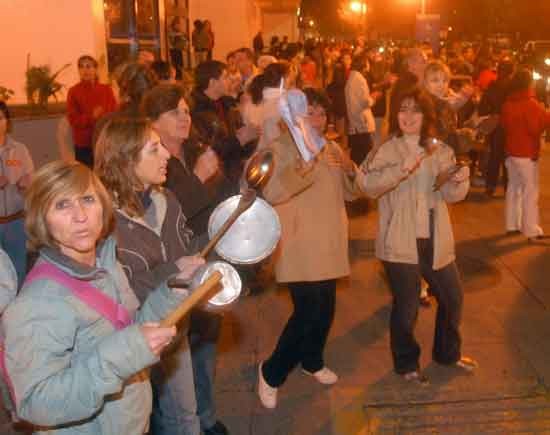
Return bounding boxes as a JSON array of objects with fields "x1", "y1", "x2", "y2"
[
  {"x1": 95, "y1": 116, "x2": 207, "y2": 435},
  {"x1": 2, "y1": 160, "x2": 191, "y2": 433}
]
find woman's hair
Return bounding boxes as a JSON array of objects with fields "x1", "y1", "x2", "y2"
[
  {"x1": 77, "y1": 55, "x2": 98, "y2": 69},
  {"x1": 151, "y1": 60, "x2": 173, "y2": 81},
  {"x1": 388, "y1": 71, "x2": 419, "y2": 134},
  {"x1": 248, "y1": 62, "x2": 289, "y2": 104},
  {"x1": 25, "y1": 161, "x2": 114, "y2": 251},
  {"x1": 303, "y1": 88, "x2": 330, "y2": 113},
  {"x1": 142, "y1": 84, "x2": 186, "y2": 121},
  {"x1": 388, "y1": 85, "x2": 437, "y2": 146},
  {"x1": 330, "y1": 62, "x2": 347, "y2": 87},
  {"x1": 117, "y1": 63, "x2": 159, "y2": 111},
  {"x1": 351, "y1": 53, "x2": 368, "y2": 72},
  {"x1": 94, "y1": 116, "x2": 152, "y2": 217},
  {"x1": 424, "y1": 60, "x2": 451, "y2": 81},
  {"x1": 508, "y1": 68, "x2": 533, "y2": 94},
  {"x1": 0, "y1": 101, "x2": 12, "y2": 133}
]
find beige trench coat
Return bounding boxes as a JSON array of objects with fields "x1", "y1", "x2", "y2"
[
  {"x1": 262, "y1": 131, "x2": 361, "y2": 283},
  {"x1": 359, "y1": 135, "x2": 469, "y2": 270}
]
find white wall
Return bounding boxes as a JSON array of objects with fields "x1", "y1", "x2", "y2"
[
  {"x1": 262, "y1": 12, "x2": 298, "y2": 45},
  {"x1": 0, "y1": 0, "x2": 107, "y2": 104},
  {"x1": 189, "y1": 0, "x2": 261, "y2": 61}
]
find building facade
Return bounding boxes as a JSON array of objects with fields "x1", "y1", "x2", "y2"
[{"x1": 1, "y1": 0, "x2": 299, "y2": 104}]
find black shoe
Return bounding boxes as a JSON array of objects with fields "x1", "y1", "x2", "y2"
[{"x1": 204, "y1": 421, "x2": 229, "y2": 435}]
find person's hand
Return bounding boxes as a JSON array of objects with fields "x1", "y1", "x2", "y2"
[
  {"x1": 140, "y1": 322, "x2": 177, "y2": 356},
  {"x1": 0, "y1": 175, "x2": 9, "y2": 189},
  {"x1": 175, "y1": 255, "x2": 205, "y2": 280},
  {"x1": 325, "y1": 144, "x2": 355, "y2": 175},
  {"x1": 295, "y1": 156, "x2": 316, "y2": 176},
  {"x1": 236, "y1": 125, "x2": 260, "y2": 146},
  {"x1": 371, "y1": 91, "x2": 383, "y2": 101},
  {"x1": 460, "y1": 84, "x2": 474, "y2": 99},
  {"x1": 386, "y1": 73, "x2": 399, "y2": 85},
  {"x1": 16, "y1": 174, "x2": 31, "y2": 191},
  {"x1": 401, "y1": 150, "x2": 424, "y2": 175},
  {"x1": 92, "y1": 106, "x2": 104, "y2": 119},
  {"x1": 193, "y1": 147, "x2": 220, "y2": 183}
]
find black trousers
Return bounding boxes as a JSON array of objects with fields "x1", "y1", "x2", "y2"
[
  {"x1": 382, "y1": 235, "x2": 463, "y2": 374},
  {"x1": 262, "y1": 279, "x2": 337, "y2": 387},
  {"x1": 75, "y1": 146, "x2": 94, "y2": 168},
  {"x1": 348, "y1": 132, "x2": 373, "y2": 165},
  {"x1": 485, "y1": 126, "x2": 508, "y2": 191}
]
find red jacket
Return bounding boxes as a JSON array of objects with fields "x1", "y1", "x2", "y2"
[
  {"x1": 501, "y1": 89, "x2": 550, "y2": 159},
  {"x1": 66, "y1": 81, "x2": 117, "y2": 148}
]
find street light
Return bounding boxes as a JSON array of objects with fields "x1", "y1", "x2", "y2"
[
  {"x1": 348, "y1": 1, "x2": 367, "y2": 33},
  {"x1": 402, "y1": 0, "x2": 426, "y2": 14},
  {"x1": 349, "y1": 1, "x2": 367, "y2": 13}
]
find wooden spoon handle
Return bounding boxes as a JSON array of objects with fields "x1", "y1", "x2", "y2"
[{"x1": 160, "y1": 271, "x2": 223, "y2": 327}]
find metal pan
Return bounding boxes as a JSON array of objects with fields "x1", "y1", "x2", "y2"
[
  {"x1": 208, "y1": 195, "x2": 281, "y2": 265},
  {"x1": 194, "y1": 261, "x2": 242, "y2": 307}
]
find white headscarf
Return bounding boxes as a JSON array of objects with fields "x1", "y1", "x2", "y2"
[{"x1": 279, "y1": 87, "x2": 326, "y2": 162}]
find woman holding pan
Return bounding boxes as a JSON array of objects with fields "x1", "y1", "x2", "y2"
[
  {"x1": 359, "y1": 84, "x2": 476, "y2": 384},
  {"x1": 257, "y1": 88, "x2": 363, "y2": 409},
  {"x1": 94, "y1": 116, "x2": 206, "y2": 435},
  {"x1": 2, "y1": 160, "x2": 193, "y2": 433}
]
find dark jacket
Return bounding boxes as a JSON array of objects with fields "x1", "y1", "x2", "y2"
[
  {"x1": 431, "y1": 94, "x2": 459, "y2": 152},
  {"x1": 190, "y1": 89, "x2": 252, "y2": 183},
  {"x1": 478, "y1": 78, "x2": 512, "y2": 116},
  {"x1": 114, "y1": 189, "x2": 196, "y2": 303},
  {"x1": 164, "y1": 152, "x2": 216, "y2": 236}
]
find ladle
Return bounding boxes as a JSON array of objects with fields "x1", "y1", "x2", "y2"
[
  {"x1": 245, "y1": 149, "x2": 275, "y2": 190},
  {"x1": 198, "y1": 149, "x2": 275, "y2": 258}
]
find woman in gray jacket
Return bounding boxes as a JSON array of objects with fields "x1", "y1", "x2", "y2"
[
  {"x1": 360, "y1": 86, "x2": 476, "y2": 384},
  {"x1": 2, "y1": 161, "x2": 195, "y2": 434}
]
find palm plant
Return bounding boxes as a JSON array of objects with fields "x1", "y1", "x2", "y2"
[
  {"x1": 25, "y1": 54, "x2": 70, "y2": 110},
  {"x1": 0, "y1": 86, "x2": 14, "y2": 102}
]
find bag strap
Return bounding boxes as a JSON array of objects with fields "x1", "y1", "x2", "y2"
[{"x1": 24, "y1": 263, "x2": 133, "y2": 330}]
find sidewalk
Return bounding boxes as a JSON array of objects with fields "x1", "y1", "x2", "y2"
[
  {"x1": 2, "y1": 152, "x2": 550, "y2": 434},
  {"x1": 211, "y1": 151, "x2": 550, "y2": 434}
]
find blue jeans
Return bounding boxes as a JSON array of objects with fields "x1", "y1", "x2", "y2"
[
  {"x1": 382, "y1": 235, "x2": 463, "y2": 374},
  {"x1": 150, "y1": 333, "x2": 201, "y2": 435},
  {"x1": 0, "y1": 218, "x2": 26, "y2": 287},
  {"x1": 189, "y1": 309, "x2": 222, "y2": 431}
]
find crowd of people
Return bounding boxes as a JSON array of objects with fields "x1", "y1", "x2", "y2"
[{"x1": 0, "y1": 29, "x2": 549, "y2": 434}]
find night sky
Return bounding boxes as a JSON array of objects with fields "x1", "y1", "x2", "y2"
[{"x1": 301, "y1": 0, "x2": 550, "y2": 40}]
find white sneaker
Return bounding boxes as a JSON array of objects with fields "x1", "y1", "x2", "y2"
[
  {"x1": 302, "y1": 367, "x2": 339, "y2": 385},
  {"x1": 257, "y1": 363, "x2": 277, "y2": 409}
]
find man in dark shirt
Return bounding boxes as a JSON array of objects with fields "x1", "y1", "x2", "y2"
[{"x1": 478, "y1": 58, "x2": 515, "y2": 196}]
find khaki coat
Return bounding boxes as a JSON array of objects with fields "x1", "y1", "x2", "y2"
[
  {"x1": 359, "y1": 135, "x2": 469, "y2": 270},
  {"x1": 262, "y1": 131, "x2": 361, "y2": 283}
]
